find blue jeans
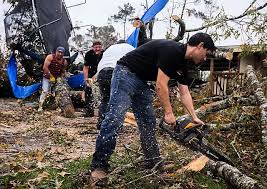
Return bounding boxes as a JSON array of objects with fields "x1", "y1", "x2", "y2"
[
  {"x1": 90, "y1": 64, "x2": 160, "y2": 171},
  {"x1": 96, "y1": 67, "x2": 114, "y2": 129}
]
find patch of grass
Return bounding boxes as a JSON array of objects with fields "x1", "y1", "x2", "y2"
[
  {"x1": 193, "y1": 172, "x2": 226, "y2": 189},
  {"x1": 0, "y1": 171, "x2": 39, "y2": 188},
  {"x1": 109, "y1": 149, "x2": 163, "y2": 188},
  {"x1": 0, "y1": 157, "x2": 92, "y2": 189}
]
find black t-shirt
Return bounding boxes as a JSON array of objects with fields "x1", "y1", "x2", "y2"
[
  {"x1": 117, "y1": 39, "x2": 190, "y2": 85},
  {"x1": 84, "y1": 50, "x2": 103, "y2": 78}
]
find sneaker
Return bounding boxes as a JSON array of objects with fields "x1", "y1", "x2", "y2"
[{"x1": 90, "y1": 168, "x2": 108, "y2": 187}]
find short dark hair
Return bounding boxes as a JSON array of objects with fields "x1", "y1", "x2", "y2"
[
  {"x1": 92, "y1": 41, "x2": 102, "y2": 46},
  {"x1": 188, "y1": 33, "x2": 216, "y2": 51}
]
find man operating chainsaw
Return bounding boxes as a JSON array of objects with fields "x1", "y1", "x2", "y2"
[{"x1": 90, "y1": 32, "x2": 216, "y2": 186}]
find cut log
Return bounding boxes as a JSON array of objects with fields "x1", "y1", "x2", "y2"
[
  {"x1": 207, "y1": 159, "x2": 263, "y2": 189},
  {"x1": 246, "y1": 65, "x2": 267, "y2": 145},
  {"x1": 55, "y1": 78, "x2": 75, "y2": 118}
]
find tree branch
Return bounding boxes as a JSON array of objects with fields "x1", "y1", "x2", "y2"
[
  {"x1": 186, "y1": 2, "x2": 267, "y2": 32},
  {"x1": 243, "y1": 0, "x2": 258, "y2": 14}
]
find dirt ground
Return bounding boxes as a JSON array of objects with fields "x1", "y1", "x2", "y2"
[
  {"x1": 0, "y1": 98, "x2": 140, "y2": 175},
  {"x1": 0, "y1": 97, "x2": 266, "y2": 188}
]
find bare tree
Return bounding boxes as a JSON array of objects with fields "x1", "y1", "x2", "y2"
[{"x1": 161, "y1": 0, "x2": 266, "y2": 48}]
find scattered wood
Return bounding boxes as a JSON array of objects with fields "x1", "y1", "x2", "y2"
[
  {"x1": 176, "y1": 155, "x2": 209, "y2": 173},
  {"x1": 124, "y1": 112, "x2": 137, "y2": 126}
]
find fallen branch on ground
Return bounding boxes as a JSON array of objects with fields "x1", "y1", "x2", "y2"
[{"x1": 207, "y1": 159, "x2": 263, "y2": 189}]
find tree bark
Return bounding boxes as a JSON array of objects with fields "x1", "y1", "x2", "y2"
[
  {"x1": 195, "y1": 96, "x2": 257, "y2": 119},
  {"x1": 246, "y1": 65, "x2": 267, "y2": 145},
  {"x1": 209, "y1": 122, "x2": 258, "y2": 131},
  {"x1": 195, "y1": 98, "x2": 233, "y2": 119},
  {"x1": 207, "y1": 160, "x2": 263, "y2": 189},
  {"x1": 55, "y1": 78, "x2": 75, "y2": 118},
  {"x1": 195, "y1": 96, "x2": 228, "y2": 105}
]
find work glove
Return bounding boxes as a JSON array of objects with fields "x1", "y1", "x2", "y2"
[
  {"x1": 50, "y1": 74, "x2": 56, "y2": 83},
  {"x1": 85, "y1": 76, "x2": 97, "y2": 87},
  {"x1": 85, "y1": 78, "x2": 93, "y2": 87}
]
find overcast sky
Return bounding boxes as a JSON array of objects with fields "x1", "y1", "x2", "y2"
[{"x1": 0, "y1": 0, "x2": 266, "y2": 47}]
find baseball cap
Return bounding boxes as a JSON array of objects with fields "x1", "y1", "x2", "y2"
[{"x1": 56, "y1": 46, "x2": 65, "y2": 53}]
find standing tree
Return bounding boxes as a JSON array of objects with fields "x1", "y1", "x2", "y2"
[
  {"x1": 110, "y1": 3, "x2": 135, "y2": 39},
  {"x1": 70, "y1": 24, "x2": 117, "y2": 51}
]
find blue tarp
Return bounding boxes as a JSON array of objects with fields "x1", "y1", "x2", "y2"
[
  {"x1": 127, "y1": 0, "x2": 169, "y2": 47},
  {"x1": 7, "y1": 54, "x2": 84, "y2": 99},
  {"x1": 7, "y1": 54, "x2": 42, "y2": 99}
]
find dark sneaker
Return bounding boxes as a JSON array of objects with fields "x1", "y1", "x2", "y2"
[{"x1": 90, "y1": 168, "x2": 108, "y2": 187}]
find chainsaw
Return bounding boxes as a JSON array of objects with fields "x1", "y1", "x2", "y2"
[{"x1": 159, "y1": 116, "x2": 234, "y2": 165}]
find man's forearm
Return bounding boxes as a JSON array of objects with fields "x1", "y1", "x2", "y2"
[
  {"x1": 43, "y1": 67, "x2": 50, "y2": 78},
  {"x1": 156, "y1": 82, "x2": 172, "y2": 114},
  {"x1": 180, "y1": 92, "x2": 197, "y2": 119},
  {"x1": 83, "y1": 67, "x2": 89, "y2": 81}
]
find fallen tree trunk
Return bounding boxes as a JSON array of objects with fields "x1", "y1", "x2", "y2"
[
  {"x1": 195, "y1": 96, "x2": 257, "y2": 119},
  {"x1": 195, "y1": 98, "x2": 233, "y2": 118},
  {"x1": 195, "y1": 96, "x2": 229, "y2": 105},
  {"x1": 209, "y1": 122, "x2": 258, "y2": 131},
  {"x1": 207, "y1": 159, "x2": 263, "y2": 189},
  {"x1": 246, "y1": 65, "x2": 267, "y2": 145}
]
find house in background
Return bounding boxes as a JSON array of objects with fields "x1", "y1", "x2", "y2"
[{"x1": 197, "y1": 45, "x2": 267, "y2": 96}]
